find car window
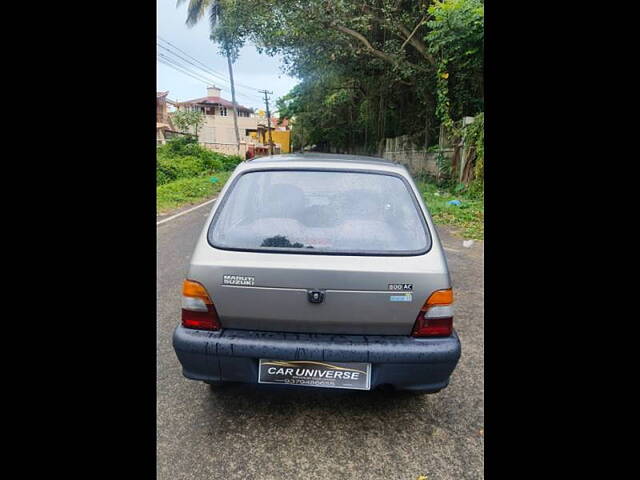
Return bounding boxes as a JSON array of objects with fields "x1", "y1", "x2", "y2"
[{"x1": 208, "y1": 170, "x2": 430, "y2": 254}]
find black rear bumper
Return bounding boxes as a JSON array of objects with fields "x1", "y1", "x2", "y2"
[{"x1": 173, "y1": 326, "x2": 461, "y2": 392}]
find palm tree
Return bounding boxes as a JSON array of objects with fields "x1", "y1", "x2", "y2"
[{"x1": 177, "y1": 0, "x2": 241, "y2": 156}]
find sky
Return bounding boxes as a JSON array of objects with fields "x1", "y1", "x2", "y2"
[{"x1": 156, "y1": 0, "x2": 300, "y2": 113}]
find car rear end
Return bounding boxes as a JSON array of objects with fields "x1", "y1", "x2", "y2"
[{"x1": 173, "y1": 156, "x2": 461, "y2": 392}]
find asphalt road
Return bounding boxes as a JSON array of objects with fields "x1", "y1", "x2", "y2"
[{"x1": 157, "y1": 201, "x2": 484, "y2": 480}]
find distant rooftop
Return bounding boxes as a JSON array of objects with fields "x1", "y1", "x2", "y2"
[{"x1": 181, "y1": 95, "x2": 252, "y2": 112}]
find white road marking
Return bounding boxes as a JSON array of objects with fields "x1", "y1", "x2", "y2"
[
  {"x1": 157, "y1": 197, "x2": 216, "y2": 226},
  {"x1": 443, "y1": 247, "x2": 461, "y2": 253}
]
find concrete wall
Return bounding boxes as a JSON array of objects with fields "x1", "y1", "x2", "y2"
[
  {"x1": 198, "y1": 115, "x2": 259, "y2": 144},
  {"x1": 201, "y1": 141, "x2": 248, "y2": 157},
  {"x1": 383, "y1": 135, "x2": 453, "y2": 177}
]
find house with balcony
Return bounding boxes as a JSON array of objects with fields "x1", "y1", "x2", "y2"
[
  {"x1": 176, "y1": 86, "x2": 260, "y2": 156},
  {"x1": 157, "y1": 91, "x2": 172, "y2": 144},
  {"x1": 176, "y1": 86, "x2": 290, "y2": 156},
  {"x1": 157, "y1": 91, "x2": 183, "y2": 144}
]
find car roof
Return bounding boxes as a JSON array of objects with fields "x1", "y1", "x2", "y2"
[{"x1": 238, "y1": 153, "x2": 409, "y2": 174}]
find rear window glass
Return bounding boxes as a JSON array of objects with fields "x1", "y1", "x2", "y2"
[{"x1": 208, "y1": 170, "x2": 430, "y2": 254}]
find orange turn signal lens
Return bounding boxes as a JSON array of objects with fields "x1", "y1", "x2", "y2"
[
  {"x1": 182, "y1": 279, "x2": 213, "y2": 304},
  {"x1": 421, "y1": 288, "x2": 453, "y2": 311}
]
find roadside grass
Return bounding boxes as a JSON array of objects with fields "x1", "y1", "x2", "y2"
[
  {"x1": 417, "y1": 181, "x2": 484, "y2": 240},
  {"x1": 157, "y1": 172, "x2": 232, "y2": 214}
]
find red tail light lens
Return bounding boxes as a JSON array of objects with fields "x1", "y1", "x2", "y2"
[
  {"x1": 412, "y1": 316, "x2": 453, "y2": 337},
  {"x1": 412, "y1": 288, "x2": 454, "y2": 337},
  {"x1": 181, "y1": 279, "x2": 221, "y2": 331},
  {"x1": 182, "y1": 306, "x2": 221, "y2": 330}
]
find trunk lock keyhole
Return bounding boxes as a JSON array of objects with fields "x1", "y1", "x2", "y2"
[{"x1": 307, "y1": 289, "x2": 325, "y2": 304}]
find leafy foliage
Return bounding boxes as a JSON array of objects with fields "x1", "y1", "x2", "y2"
[
  {"x1": 430, "y1": 111, "x2": 484, "y2": 196},
  {"x1": 156, "y1": 137, "x2": 242, "y2": 185},
  {"x1": 427, "y1": 0, "x2": 484, "y2": 123},
  {"x1": 157, "y1": 156, "x2": 210, "y2": 185},
  {"x1": 171, "y1": 109, "x2": 205, "y2": 138},
  {"x1": 199, "y1": 0, "x2": 482, "y2": 156},
  {"x1": 156, "y1": 136, "x2": 240, "y2": 212}
]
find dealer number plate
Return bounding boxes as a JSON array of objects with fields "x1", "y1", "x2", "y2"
[{"x1": 258, "y1": 359, "x2": 371, "y2": 390}]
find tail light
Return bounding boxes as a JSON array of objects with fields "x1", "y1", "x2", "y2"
[
  {"x1": 181, "y1": 279, "x2": 221, "y2": 331},
  {"x1": 412, "y1": 288, "x2": 454, "y2": 337}
]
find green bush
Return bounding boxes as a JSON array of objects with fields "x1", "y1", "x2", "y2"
[
  {"x1": 163, "y1": 136, "x2": 198, "y2": 156},
  {"x1": 174, "y1": 156, "x2": 207, "y2": 178},
  {"x1": 156, "y1": 137, "x2": 244, "y2": 185},
  {"x1": 156, "y1": 168, "x2": 173, "y2": 186},
  {"x1": 156, "y1": 156, "x2": 178, "y2": 185},
  {"x1": 194, "y1": 148, "x2": 225, "y2": 171},
  {"x1": 203, "y1": 157, "x2": 224, "y2": 172},
  {"x1": 157, "y1": 156, "x2": 211, "y2": 185},
  {"x1": 220, "y1": 154, "x2": 243, "y2": 171},
  {"x1": 157, "y1": 137, "x2": 240, "y2": 173}
]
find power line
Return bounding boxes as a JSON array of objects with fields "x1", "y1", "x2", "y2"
[
  {"x1": 157, "y1": 36, "x2": 230, "y2": 81},
  {"x1": 158, "y1": 36, "x2": 264, "y2": 94},
  {"x1": 157, "y1": 43, "x2": 229, "y2": 85},
  {"x1": 158, "y1": 53, "x2": 222, "y2": 88},
  {"x1": 156, "y1": 45, "x2": 263, "y2": 102},
  {"x1": 157, "y1": 57, "x2": 255, "y2": 105},
  {"x1": 157, "y1": 36, "x2": 264, "y2": 95},
  {"x1": 157, "y1": 54, "x2": 261, "y2": 106},
  {"x1": 157, "y1": 56, "x2": 214, "y2": 86},
  {"x1": 158, "y1": 65, "x2": 259, "y2": 107}
]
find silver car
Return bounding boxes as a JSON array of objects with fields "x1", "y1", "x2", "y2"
[{"x1": 173, "y1": 153, "x2": 460, "y2": 392}]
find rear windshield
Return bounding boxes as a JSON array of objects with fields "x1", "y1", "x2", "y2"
[{"x1": 208, "y1": 169, "x2": 430, "y2": 255}]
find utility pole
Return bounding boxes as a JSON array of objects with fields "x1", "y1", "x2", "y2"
[
  {"x1": 299, "y1": 116, "x2": 304, "y2": 153},
  {"x1": 226, "y1": 56, "x2": 241, "y2": 157},
  {"x1": 259, "y1": 89, "x2": 274, "y2": 156}
]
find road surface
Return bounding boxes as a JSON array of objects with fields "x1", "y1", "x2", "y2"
[{"x1": 157, "y1": 201, "x2": 484, "y2": 480}]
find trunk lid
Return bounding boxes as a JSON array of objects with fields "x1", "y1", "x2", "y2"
[{"x1": 190, "y1": 251, "x2": 449, "y2": 335}]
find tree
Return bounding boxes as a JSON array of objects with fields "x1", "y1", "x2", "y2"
[
  {"x1": 172, "y1": 109, "x2": 205, "y2": 139},
  {"x1": 176, "y1": 0, "x2": 242, "y2": 155},
  {"x1": 199, "y1": 0, "x2": 483, "y2": 155},
  {"x1": 203, "y1": 1, "x2": 443, "y2": 153},
  {"x1": 426, "y1": 0, "x2": 484, "y2": 125}
]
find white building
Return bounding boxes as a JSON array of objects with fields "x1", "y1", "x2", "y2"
[{"x1": 176, "y1": 86, "x2": 260, "y2": 156}]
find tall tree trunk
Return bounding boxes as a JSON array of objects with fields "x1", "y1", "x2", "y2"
[
  {"x1": 461, "y1": 149, "x2": 476, "y2": 184},
  {"x1": 424, "y1": 92, "x2": 431, "y2": 149},
  {"x1": 363, "y1": 100, "x2": 368, "y2": 152},
  {"x1": 227, "y1": 54, "x2": 241, "y2": 156},
  {"x1": 377, "y1": 90, "x2": 384, "y2": 156},
  {"x1": 348, "y1": 103, "x2": 354, "y2": 154}
]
